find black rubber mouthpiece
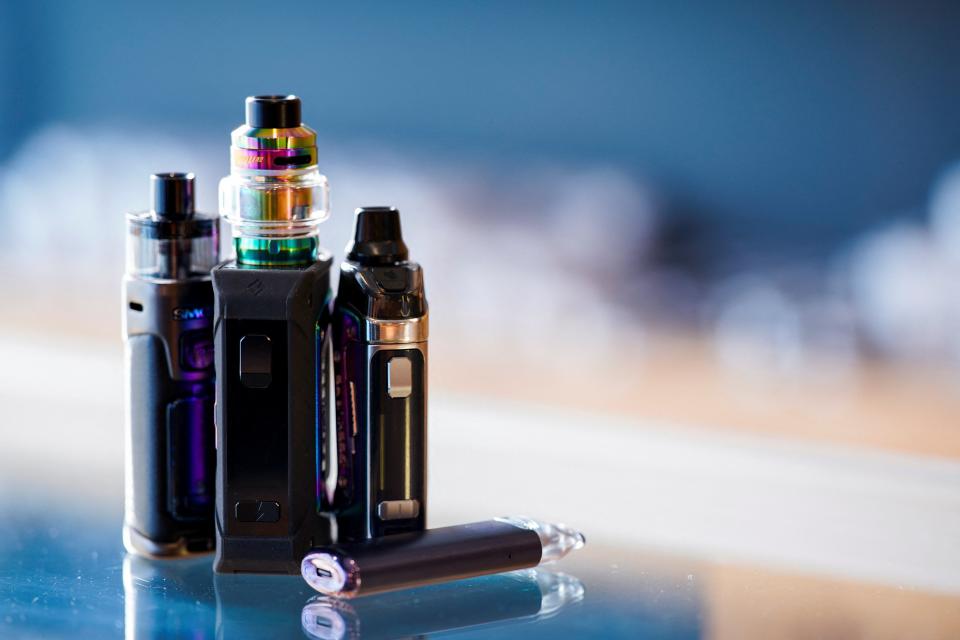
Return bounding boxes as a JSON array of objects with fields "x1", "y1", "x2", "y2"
[
  {"x1": 245, "y1": 95, "x2": 301, "y2": 128},
  {"x1": 151, "y1": 172, "x2": 195, "y2": 220},
  {"x1": 346, "y1": 207, "x2": 410, "y2": 265}
]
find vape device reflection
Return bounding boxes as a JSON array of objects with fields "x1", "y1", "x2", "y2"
[
  {"x1": 123, "y1": 554, "x2": 216, "y2": 640},
  {"x1": 331, "y1": 207, "x2": 428, "y2": 541},
  {"x1": 301, "y1": 570, "x2": 585, "y2": 640},
  {"x1": 123, "y1": 173, "x2": 219, "y2": 557},
  {"x1": 213, "y1": 95, "x2": 334, "y2": 573}
]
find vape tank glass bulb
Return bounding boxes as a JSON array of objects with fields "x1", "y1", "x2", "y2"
[
  {"x1": 126, "y1": 173, "x2": 219, "y2": 281},
  {"x1": 218, "y1": 95, "x2": 330, "y2": 266}
]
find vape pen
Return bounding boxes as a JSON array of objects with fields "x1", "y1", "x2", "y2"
[
  {"x1": 301, "y1": 570, "x2": 585, "y2": 639},
  {"x1": 301, "y1": 517, "x2": 585, "y2": 597},
  {"x1": 213, "y1": 95, "x2": 334, "y2": 573},
  {"x1": 123, "y1": 172, "x2": 219, "y2": 557},
  {"x1": 332, "y1": 207, "x2": 428, "y2": 541}
]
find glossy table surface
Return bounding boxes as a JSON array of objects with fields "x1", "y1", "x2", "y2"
[
  {"x1": 0, "y1": 513, "x2": 685, "y2": 639},
  {"x1": 4, "y1": 492, "x2": 960, "y2": 640},
  {"x1": 2, "y1": 336, "x2": 960, "y2": 638}
]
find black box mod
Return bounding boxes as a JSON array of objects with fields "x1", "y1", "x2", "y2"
[{"x1": 212, "y1": 262, "x2": 333, "y2": 573}]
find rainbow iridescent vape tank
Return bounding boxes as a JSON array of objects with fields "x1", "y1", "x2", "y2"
[
  {"x1": 123, "y1": 173, "x2": 219, "y2": 557},
  {"x1": 213, "y1": 95, "x2": 333, "y2": 573},
  {"x1": 332, "y1": 207, "x2": 428, "y2": 541}
]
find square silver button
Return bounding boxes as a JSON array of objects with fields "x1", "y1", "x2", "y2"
[
  {"x1": 387, "y1": 356, "x2": 413, "y2": 398},
  {"x1": 377, "y1": 499, "x2": 420, "y2": 520}
]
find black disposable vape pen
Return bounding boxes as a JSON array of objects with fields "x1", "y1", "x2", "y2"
[
  {"x1": 301, "y1": 517, "x2": 585, "y2": 597},
  {"x1": 213, "y1": 95, "x2": 334, "y2": 573},
  {"x1": 331, "y1": 207, "x2": 428, "y2": 541},
  {"x1": 123, "y1": 173, "x2": 219, "y2": 557}
]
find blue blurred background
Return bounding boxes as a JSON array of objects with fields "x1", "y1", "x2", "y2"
[
  {"x1": 3, "y1": 0, "x2": 960, "y2": 249},
  {"x1": 2, "y1": 0, "x2": 960, "y2": 450}
]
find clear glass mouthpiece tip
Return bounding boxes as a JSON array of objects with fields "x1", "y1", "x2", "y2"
[{"x1": 495, "y1": 516, "x2": 586, "y2": 564}]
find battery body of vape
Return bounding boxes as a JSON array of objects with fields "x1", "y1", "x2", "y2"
[
  {"x1": 213, "y1": 95, "x2": 335, "y2": 573},
  {"x1": 333, "y1": 207, "x2": 428, "y2": 541},
  {"x1": 212, "y1": 260, "x2": 333, "y2": 573},
  {"x1": 123, "y1": 173, "x2": 219, "y2": 557}
]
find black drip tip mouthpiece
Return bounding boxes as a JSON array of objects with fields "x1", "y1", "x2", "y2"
[
  {"x1": 347, "y1": 207, "x2": 410, "y2": 264},
  {"x1": 151, "y1": 172, "x2": 195, "y2": 220},
  {"x1": 245, "y1": 95, "x2": 301, "y2": 128}
]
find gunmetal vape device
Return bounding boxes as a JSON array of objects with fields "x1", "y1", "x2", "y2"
[
  {"x1": 332, "y1": 207, "x2": 428, "y2": 541},
  {"x1": 301, "y1": 517, "x2": 586, "y2": 597},
  {"x1": 213, "y1": 95, "x2": 333, "y2": 574},
  {"x1": 123, "y1": 173, "x2": 219, "y2": 557}
]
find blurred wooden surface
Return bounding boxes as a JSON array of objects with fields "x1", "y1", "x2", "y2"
[
  {"x1": 432, "y1": 333, "x2": 960, "y2": 460},
  {"x1": 705, "y1": 563, "x2": 960, "y2": 640},
  {"x1": 3, "y1": 275, "x2": 959, "y2": 461}
]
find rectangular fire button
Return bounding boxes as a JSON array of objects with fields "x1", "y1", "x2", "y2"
[
  {"x1": 377, "y1": 499, "x2": 420, "y2": 521},
  {"x1": 239, "y1": 334, "x2": 271, "y2": 388},
  {"x1": 235, "y1": 500, "x2": 281, "y2": 523},
  {"x1": 387, "y1": 356, "x2": 412, "y2": 398}
]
